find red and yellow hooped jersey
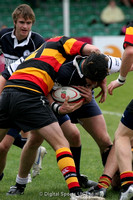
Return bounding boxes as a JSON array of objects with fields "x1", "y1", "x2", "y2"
[
  {"x1": 123, "y1": 21, "x2": 133, "y2": 49},
  {"x1": 6, "y1": 36, "x2": 86, "y2": 96}
]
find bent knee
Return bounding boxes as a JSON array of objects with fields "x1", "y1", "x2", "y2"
[
  {"x1": 0, "y1": 143, "x2": 11, "y2": 153},
  {"x1": 68, "y1": 130, "x2": 81, "y2": 146}
]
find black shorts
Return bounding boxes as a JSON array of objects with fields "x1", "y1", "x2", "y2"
[
  {"x1": 121, "y1": 99, "x2": 133, "y2": 130},
  {"x1": 0, "y1": 88, "x2": 57, "y2": 133}
]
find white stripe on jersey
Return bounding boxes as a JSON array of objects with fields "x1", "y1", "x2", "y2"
[
  {"x1": 106, "y1": 55, "x2": 122, "y2": 74},
  {"x1": 7, "y1": 57, "x2": 24, "y2": 76}
]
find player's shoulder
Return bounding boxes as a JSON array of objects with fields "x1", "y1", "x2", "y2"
[
  {"x1": 0, "y1": 28, "x2": 13, "y2": 38},
  {"x1": 31, "y1": 31, "x2": 45, "y2": 42}
]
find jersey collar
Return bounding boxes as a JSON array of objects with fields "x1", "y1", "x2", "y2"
[
  {"x1": 11, "y1": 30, "x2": 32, "y2": 48},
  {"x1": 73, "y1": 55, "x2": 86, "y2": 78}
]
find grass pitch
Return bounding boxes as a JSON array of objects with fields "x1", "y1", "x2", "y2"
[{"x1": 0, "y1": 72, "x2": 132, "y2": 200}]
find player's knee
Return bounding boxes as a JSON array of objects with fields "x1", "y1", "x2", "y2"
[
  {"x1": 69, "y1": 129, "x2": 81, "y2": 146},
  {"x1": 26, "y1": 137, "x2": 43, "y2": 150},
  {"x1": 98, "y1": 136, "x2": 112, "y2": 152},
  {"x1": 0, "y1": 143, "x2": 11, "y2": 153}
]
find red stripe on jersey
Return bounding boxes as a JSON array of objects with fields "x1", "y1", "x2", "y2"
[
  {"x1": 47, "y1": 36, "x2": 62, "y2": 42},
  {"x1": 123, "y1": 34, "x2": 133, "y2": 48},
  {"x1": 9, "y1": 73, "x2": 49, "y2": 95},
  {"x1": 34, "y1": 55, "x2": 62, "y2": 72},
  {"x1": 70, "y1": 40, "x2": 85, "y2": 55}
]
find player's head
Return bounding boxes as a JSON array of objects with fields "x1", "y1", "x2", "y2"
[
  {"x1": 12, "y1": 4, "x2": 35, "y2": 40},
  {"x1": 12, "y1": 4, "x2": 35, "y2": 24},
  {"x1": 82, "y1": 52, "x2": 109, "y2": 82}
]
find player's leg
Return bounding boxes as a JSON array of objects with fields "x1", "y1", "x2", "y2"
[
  {"x1": 7, "y1": 123, "x2": 83, "y2": 197},
  {"x1": 79, "y1": 115, "x2": 112, "y2": 196},
  {"x1": 14, "y1": 129, "x2": 47, "y2": 179},
  {"x1": 88, "y1": 100, "x2": 133, "y2": 198},
  {"x1": 68, "y1": 98, "x2": 112, "y2": 165},
  {"x1": 5, "y1": 92, "x2": 96, "y2": 199},
  {"x1": 0, "y1": 128, "x2": 9, "y2": 180},
  {"x1": 60, "y1": 119, "x2": 82, "y2": 177},
  {"x1": 60, "y1": 118, "x2": 97, "y2": 188},
  {"x1": 79, "y1": 114, "x2": 112, "y2": 159},
  {"x1": 115, "y1": 100, "x2": 133, "y2": 200},
  {"x1": 115, "y1": 121, "x2": 133, "y2": 200}
]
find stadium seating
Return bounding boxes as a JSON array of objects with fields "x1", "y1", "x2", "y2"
[{"x1": 0, "y1": 0, "x2": 132, "y2": 38}]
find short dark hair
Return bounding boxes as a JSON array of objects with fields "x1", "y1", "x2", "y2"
[{"x1": 82, "y1": 53, "x2": 108, "y2": 81}]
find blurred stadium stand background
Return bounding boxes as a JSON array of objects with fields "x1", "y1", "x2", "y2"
[{"x1": 0, "y1": 0, "x2": 132, "y2": 38}]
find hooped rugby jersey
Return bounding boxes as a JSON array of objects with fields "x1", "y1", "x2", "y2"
[
  {"x1": 0, "y1": 28, "x2": 45, "y2": 68},
  {"x1": 5, "y1": 36, "x2": 86, "y2": 96},
  {"x1": 123, "y1": 21, "x2": 133, "y2": 49}
]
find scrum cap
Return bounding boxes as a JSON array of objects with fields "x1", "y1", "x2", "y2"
[{"x1": 82, "y1": 53, "x2": 108, "y2": 81}]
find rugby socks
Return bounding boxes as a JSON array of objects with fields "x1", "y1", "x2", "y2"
[
  {"x1": 70, "y1": 146, "x2": 81, "y2": 177},
  {"x1": 14, "y1": 175, "x2": 27, "y2": 192},
  {"x1": 96, "y1": 174, "x2": 112, "y2": 189},
  {"x1": 101, "y1": 145, "x2": 112, "y2": 166},
  {"x1": 120, "y1": 171, "x2": 133, "y2": 191},
  {"x1": 56, "y1": 147, "x2": 82, "y2": 195},
  {"x1": 16, "y1": 174, "x2": 28, "y2": 185}
]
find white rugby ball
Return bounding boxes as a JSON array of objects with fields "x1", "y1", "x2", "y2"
[{"x1": 52, "y1": 86, "x2": 84, "y2": 104}]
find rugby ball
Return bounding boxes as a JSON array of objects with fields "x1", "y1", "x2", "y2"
[{"x1": 52, "y1": 86, "x2": 84, "y2": 104}]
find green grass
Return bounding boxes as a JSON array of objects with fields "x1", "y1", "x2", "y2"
[{"x1": 0, "y1": 72, "x2": 133, "y2": 200}]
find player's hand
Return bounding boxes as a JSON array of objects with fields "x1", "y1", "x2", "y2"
[
  {"x1": 95, "y1": 78, "x2": 107, "y2": 103},
  {"x1": 108, "y1": 80, "x2": 122, "y2": 95},
  {"x1": 75, "y1": 86, "x2": 92, "y2": 103},
  {"x1": 59, "y1": 96, "x2": 84, "y2": 115}
]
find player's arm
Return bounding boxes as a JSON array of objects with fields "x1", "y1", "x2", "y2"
[
  {"x1": 0, "y1": 75, "x2": 6, "y2": 94},
  {"x1": 108, "y1": 45, "x2": 133, "y2": 95},
  {"x1": 95, "y1": 78, "x2": 107, "y2": 103},
  {"x1": 82, "y1": 43, "x2": 100, "y2": 55},
  {"x1": 0, "y1": 56, "x2": 25, "y2": 94},
  {"x1": 47, "y1": 93, "x2": 84, "y2": 115}
]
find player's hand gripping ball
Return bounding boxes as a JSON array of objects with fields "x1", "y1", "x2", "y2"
[{"x1": 51, "y1": 86, "x2": 84, "y2": 104}]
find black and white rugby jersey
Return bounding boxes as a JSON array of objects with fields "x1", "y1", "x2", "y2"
[{"x1": 0, "y1": 27, "x2": 45, "y2": 69}]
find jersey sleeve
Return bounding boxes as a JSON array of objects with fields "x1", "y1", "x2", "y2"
[
  {"x1": 123, "y1": 21, "x2": 133, "y2": 49},
  {"x1": 2, "y1": 56, "x2": 25, "y2": 80},
  {"x1": 48, "y1": 36, "x2": 87, "y2": 56},
  {"x1": 61, "y1": 36, "x2": 87, "y2": 56},
  {"x1": 106, "y1": 55, "x2": 122, "y2": 74},
  {"x1": 1, "y1": 68, "x2": 10, "y2": 80}
]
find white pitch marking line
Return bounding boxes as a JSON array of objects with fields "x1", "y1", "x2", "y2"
[{"x1": 102, "y1": 110, "x2": 122, "y2": 117}]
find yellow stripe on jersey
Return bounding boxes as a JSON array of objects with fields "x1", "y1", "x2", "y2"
[
  {"x1": 126, "y1": 27, "x2": 133, "y2": 35},
  {"x1": 13, "y1": 67, "x2": 54, "y2": 92},
  {"x1": 63, "y1": 38, "x2": 77, "y2": 54},
  {"x1": 4, "y1": 85, "x2": 42, "y2": 94},
  {"x1": 42, "y1": 48, "x2": 66, "y2": 64}
]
